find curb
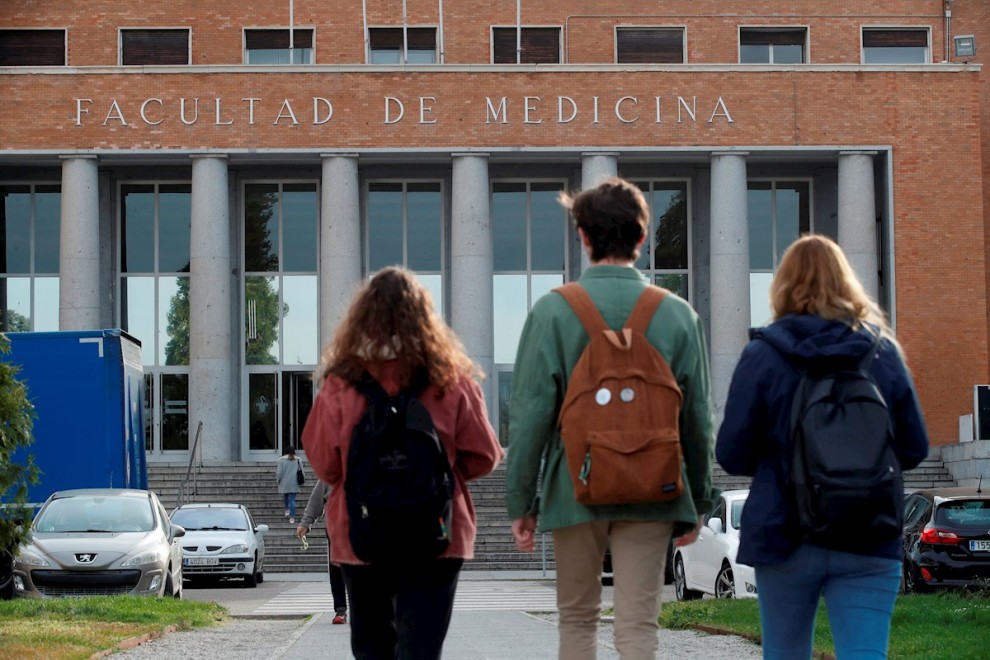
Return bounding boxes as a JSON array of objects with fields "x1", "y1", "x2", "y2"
[
  {"x1": 687, "y1": 624, "x2": 835, "y2": 660},
  {"x1": 89, "y1": 625, "x2": 179, "y2": 659}
]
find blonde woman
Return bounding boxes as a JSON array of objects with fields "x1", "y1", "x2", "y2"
[
  {"x1": 716, "y1": 234, "x2": 928, "y2": 659},
  {"x1": 303, "y1": 266, "x2": 503, "y2": 660}
]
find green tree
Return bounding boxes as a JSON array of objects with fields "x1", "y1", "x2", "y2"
[
  {"x1": 164, "y1": 275, "x2": 190, "y2": 366},
  {"x1": 245, "y1": 277, "x2": 286, "y2": 366},
  {"x1": 243, "y1": 186, "x2": 287, "y2": 365},
  {"x1": 0, "y1": 309, "x2": 31, "y2": 333}
]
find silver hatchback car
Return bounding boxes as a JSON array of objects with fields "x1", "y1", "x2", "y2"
[{"x1": 12, "y1": 489, "x2": 185, "y2": 598}]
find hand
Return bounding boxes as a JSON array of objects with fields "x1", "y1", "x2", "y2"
[
  {"x1": 295, "y1": 525, "x2": 309, "y2": 539},
  {"x1": 674, "y1": 515, "x2": 705, "y2": 548},
  {"x1": 511, "y1": 515, "x2": 537, "y2": 553}
]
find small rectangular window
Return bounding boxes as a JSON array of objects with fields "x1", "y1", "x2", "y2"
[
  {"x1": 245, "y1": 29, "x2": 314, "y2": 64},
  {"x1": 616, "y1": 28, "x2": 684, "y2": 64},
  {"x1": 121, "y1": 29, "x2": 190, "y2": 66},
  {"x1": 862, "y1": 28, "x2": 929, "y2": 64},
  {"x1": 492, "y1": 27, "x2": 561, "y2": 64},
  {"x1": 739, "y1": 28, "x2": 806, "y2": 64},
  {"x1": 0, "y1": 29, "x2": 66, "y2": 66},
  {"x1": 368, "y1": 27, "x2": 436, "y2": 64}
]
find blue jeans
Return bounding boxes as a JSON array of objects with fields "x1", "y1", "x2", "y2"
[
  {"x1": 282, "y1": 492, "x2": 297, "y2": 518},
  {"x1": 755, "y1": 543, "x2": 901, "y2": 659}
]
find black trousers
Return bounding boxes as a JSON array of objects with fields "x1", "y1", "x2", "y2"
[
  {"x1": 326, "y1": 532, "x2": 347, "y2": 613},
  {"x1": 341, "y1": 558, "x2": 463, "y2": 660}
]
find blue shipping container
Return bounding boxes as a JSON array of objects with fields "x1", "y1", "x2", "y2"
[{"x1": 4, "y1": 330, "x2": 147, "y2": 506}]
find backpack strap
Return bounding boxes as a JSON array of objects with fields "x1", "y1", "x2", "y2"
[
  {"x1": 554, "y1": 283, "x2": 609, "y2": 336},
  {"x1": 354, "y1": 370, "x2": 390, "y2": 405},
  {"x1": 625, "y1": 286, "x2": 667, "y2": 334}
]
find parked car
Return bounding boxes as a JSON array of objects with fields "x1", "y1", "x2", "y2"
[
  {"x1": 11, "y1": 488, "x2": 185, "y2": 598},
  {"x1": 901, "y1": 486, "x2": 990, "y2": 593},
  {"x1": 170, "y1": 503, "x2": 268, "y2": 588},
  {"x1": 673, "y1": 489, "x2": 756, "y2": 600}
]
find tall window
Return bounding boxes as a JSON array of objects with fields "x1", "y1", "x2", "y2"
[
  {"x1": 0, "y1": 29, "x2": 66, "y2": 66},
  {"x1": 368, "y1": 28, "x2": 437, "y2": 64},
  {"x1": 366, "y1": 181, "x2": 444, "y2": 312},
  {"x1": 119, "y1": 183, "x2": 191, "y2": 453},
  {"x1": 244, "y1": 29, "x2": 314, "y2": 64},
  {"x1": 748, "y1": 180, "x2": 811, "y2": 327},
  {"x1": 616, "y1": 27, "x2": 685, "y2": 64},
  {"x1": 740, "y1": 28, "x2": 807, "y2": 64},
  {"x1": 492, "y1": 180, "x2": 568, "y2": 443},
  {"x1": 633, "y1": 181, "x2": 690, "y2": 300},
  {"x1": 0, "y1": 184, "x2": 60, "y2": 332},
  {"x1": 243, "y1": 182, "x2": 318, "y2": 454},
  {"x1": 492, "y1": 27, "x2": 561, "y2": 64},
  {"x1": 862, "y1": 28, "x2": 929, "y2": 64},
  {"x1": 120, "y1": 29, "x2": 190, "y2": 65}
]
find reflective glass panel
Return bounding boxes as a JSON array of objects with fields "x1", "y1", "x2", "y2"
[
  {"x1": 634, "y1": 183, "x2": 651, "y2": 270},
  {"x1": 653, "y1": 185, "x2": 688, "y2": 269},
  {"x1": 144, "y1": 374, "x2": 153, "y2": 451},
  {"x1": 530, "y1": 184, "x2": 565, "y2": 271},
  {"x1": 282, "y1": 184, "x2": 317, "y2": 272},
  {"x1": 748, "y1": 183, "x2": 773, "y2": 270},
  {"x1": 750, "y1": 272, "x2": 775, "y2": 327},
  {"x1": 863, "y1": 46, "x2": 927, "y2": 64},
  {"x1": 159, "y1": 276, "x2": 189, "y2": 366},
  {"x1": 1, "y1": 190, "x2": 30, "y2": 274},
  {"x1": 249, "y1": 372, "x2": 278, "y2": 450},
  {"x1": 407, "y1": 183, "x2": 441, "y2": 271},
  {"x1": 34, "y1": 277, "x2": 58, "y2": 331},
  {"x1": 492, "y1": 183, "x2": 527, "y2": 271},
  {"x1": 532, "y1": 274, "x2": 564, "y2": 303},
  {"x1": 370, "y1": 49, "x2": 402, "y2": 64},
  {"x1": 282, "y1": 275, "x2": 318, "y2": 365},
  {"x1": 655, "y1": 273, "x2": 688, "y2": 300},
  {"x1": 34, "y1": 188, "x2": 60, "y2": 273},
  {"x1": 740, "y1": 44, "x2": 770, "y2": 63},
  {"x1": 158, "y1": 185, "x2": 191, "y2": 273},
  {"x1": 121, "y1": 185, "x2": 155, "y2": 273},
  {"x1": 774, "y1": 44, "x2": 804, "y2": 64},
  {"x1": 775, "y1": 183, "x2": 810, "y2": 262},
  {"x1": 245, "y1": 276, "x2": 280, "y2": 365},
  {"x1": 246, "y1": 48, "x2": 312, "y2": 64},
  {"x1": 417, "y1": 273, "x2": 444, "y2": 319},
  {"x1": 493, "y1": 274, "x2": 528, "y2": 363},
  {"x1": 368, "y1": 183, "x2": 403, "y2": 270},
  {"x1": 497, "y1": 370, "x2": 512, "y2": 446},
  {"x1": 406, "y1": 49, "x2": 436, "y2": 64},
  {"x1": 0, "y1": 277, "x2": 31, "y2": 331},
  {"x1": 123, "y1": 277, "x2": 156, "y2": 365},
  {"x1": 245, "y1": 184, "x2": 280, "y2": 272},
  {"x1": 161, "y1": 374, "x2": 189, "y2": 450}
]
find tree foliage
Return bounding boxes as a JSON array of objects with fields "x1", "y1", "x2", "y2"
[{"x1": 0, "y1": 333, "x2": 38, "y2": 554}]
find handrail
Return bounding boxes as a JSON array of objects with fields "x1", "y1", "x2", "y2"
[{"x1": 175, "y1": 421, "x2": 204, "y2": 508}]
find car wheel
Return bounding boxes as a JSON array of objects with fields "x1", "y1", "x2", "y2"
[
  {"x1": 674, "y1": 555, "x2": 702, "y2": 601},
  {"x1": 903, "y1": 563, "x2": 930, "y2": 595},
  {"x1": 0, "y1": 549, "x2": 14, "y2": 601},
  {"x1": 244, "y1": 556, "x2": 259, "y2": 588},
  {"x1": 257, "y1": 570, "x2": 264, "y2": 584},
  {"x1": 165, "y1": 570, "x2": 179, "y2": 598},
  {"x1": 714, "y1": 563, "x2": 735, "y2": 599}
]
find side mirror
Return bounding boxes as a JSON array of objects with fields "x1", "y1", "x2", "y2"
[
  {"x1": 706, "y1": 518, "x2": 724, "y2": 534},
  {"x1": 255, "y1": 524, "x2": 269, "y2": 534},
  {"x1": 171, "y1": 524, "x2": 186, "y2": 539}
]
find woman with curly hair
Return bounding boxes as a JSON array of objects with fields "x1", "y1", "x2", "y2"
[{"x1": 303, "y1": 266, "x2": 503, "y2": 660}]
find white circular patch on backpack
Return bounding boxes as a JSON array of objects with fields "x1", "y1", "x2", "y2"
[
  {"x1": 620, "y1": 388, "x2": 635, "y2": 402},
  {"x1": 595, "y1": 388, "x2": 612, "y2": 405}
]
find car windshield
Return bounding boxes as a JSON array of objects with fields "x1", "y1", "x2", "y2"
[
  {"x1": 33, "y1": 495, "x2": 155, "y2": 533},
  {"x1": 171, "y1": 508, "x2": 248, "y2": 531},
  {"x1": 935, "y1": 499, "x2": 990, "y2": 528},
  {"x1": 730, "y1": 500, "x2": 746, "y2": 529}
]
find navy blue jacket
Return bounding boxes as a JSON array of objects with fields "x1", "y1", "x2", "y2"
[{"x1": 715, "y1": 314, "x2": 929, "y2": 565}]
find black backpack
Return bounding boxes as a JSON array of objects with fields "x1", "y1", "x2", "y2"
[
  {"x1": 784, "y1": 335, "x2": 903, "y2": 549},
  {"x1": 344, "y1": 369, "x2": 454, "y2": 563}
]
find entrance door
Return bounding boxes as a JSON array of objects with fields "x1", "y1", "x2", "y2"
[{"x1": 247, "y1": 370, "x2": 314, "y2": 456}]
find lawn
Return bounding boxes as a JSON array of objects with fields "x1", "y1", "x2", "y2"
[
  {"x1": 0, "y1": 596, "x2": 226, "y2": 660},
  {"x1": 659, "y1": 591, "x2": 990, "y2": 659}
]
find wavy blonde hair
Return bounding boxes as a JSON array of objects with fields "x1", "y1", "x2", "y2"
[{"x1": 318, "y1": 266, "x2": 482, "y2": 391}]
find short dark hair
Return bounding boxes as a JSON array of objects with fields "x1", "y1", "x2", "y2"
[{"x1": 559, "y1": 177, "x2": 649, "y2": 262}]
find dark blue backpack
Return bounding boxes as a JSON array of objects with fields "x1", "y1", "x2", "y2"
[{"x1": 344, "y1": 369, "x2": 453, "y2": 563}]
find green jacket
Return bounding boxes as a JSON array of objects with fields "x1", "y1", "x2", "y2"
[{"x1": 505, "y1": 265, "x2": 717, "y2": 536}]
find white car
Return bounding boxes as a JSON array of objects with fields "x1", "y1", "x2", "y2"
[
  {"x1": 672, "y1": 489, "x2": 757, "y2": 600},
  {"x1": 170, "y1": 503, "x2": 268, "y2": 588}
]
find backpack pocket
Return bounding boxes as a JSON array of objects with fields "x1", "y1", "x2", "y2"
[{"x1": 573, "y1": 430, "x2": 684, "y2": 505}]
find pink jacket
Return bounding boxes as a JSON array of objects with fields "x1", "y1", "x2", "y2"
[{"x1": 302, "y1": 361, "x2": 504, "y2": 565}]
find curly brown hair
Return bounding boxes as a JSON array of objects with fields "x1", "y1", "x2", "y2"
[{"x1": 318, "y1": 266, "x2": 482, "y2": 391}]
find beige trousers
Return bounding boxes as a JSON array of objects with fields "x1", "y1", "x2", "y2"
[{"x1": 553, "y1": 519, "x2": 675, "y2": 660}]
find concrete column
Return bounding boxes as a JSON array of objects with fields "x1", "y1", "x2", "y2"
[
  {"x1": 450, "y1": 153, "x2": 494, "y2": 401},
  {"x1": 189, "y1": 155, "x2": 232, "y2": 461},
  {"x1": 579, "y1": 152, "x2": 619, "y2": 272},
  {"x1": 838, "y1": 151, "x2": 879, "y2": 300},
  {"x1": 709, "y1": 152, "x2": 750, "y2": 419},
  {"x1": 319, "y1": 154, "x2": 362, "y2": 351},
  {"x1": 58, "y1": 156, "x2": 100, "y2": 329}
]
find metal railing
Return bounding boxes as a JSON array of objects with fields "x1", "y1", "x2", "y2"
[{"x1": 175, "y1": 421, "x2": 204, "y2": 508}]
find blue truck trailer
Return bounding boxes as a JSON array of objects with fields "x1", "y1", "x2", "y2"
[{"x1": 3, "y1": 329, "x2": 148, "y2": 507}]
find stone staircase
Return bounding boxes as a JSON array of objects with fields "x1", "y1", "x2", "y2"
[{"x1": 148, "y1": 454, "x2": 957, "y2": 574}]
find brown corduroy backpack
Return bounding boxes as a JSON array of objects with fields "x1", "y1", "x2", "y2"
[{"x1": 555, "y1": 283, "x2": 685, "y2": 505}]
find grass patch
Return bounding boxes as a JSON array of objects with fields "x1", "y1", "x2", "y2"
[
  {"x1": 0, "y1": 596, "x2": 227, "y2": 660},
  {"x1": 659, "y1": 591, "x2": 990, "y2": 659}
]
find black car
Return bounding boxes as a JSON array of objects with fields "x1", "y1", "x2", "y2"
[{"x1": 901, "y1": 486, "x2": 990, "y2": 593}]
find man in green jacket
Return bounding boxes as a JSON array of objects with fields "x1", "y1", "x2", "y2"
[{"x1": 506, "y1": 177, "x2": 716, "y2": 659}]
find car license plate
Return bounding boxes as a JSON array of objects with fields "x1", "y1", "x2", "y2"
[
  {"x1": 185, "y1": 557, "x2": 219, "y2": 566},
  {"x1": 970, "y1": 540, "x2": 990, "y2": 552}
]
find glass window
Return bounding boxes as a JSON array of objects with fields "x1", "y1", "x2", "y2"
[
  {"x1": 740, "y1": 28, "x2": 806, "y2": 64},
  {"x1": 748, "y1": 180, "x2": 811, "y2": 327},
  {"x1": 492, "y1": 27, "x2": 561, "y2": 64},
  {"x1": 120, "y1": 29, "x2": 190, "y2": 66},
  {"x1": 0, "y1": 29, "x2": 66, "y2": 66},
  {"x1": 369, "y1": 27, "x2": 437, "y2": 64},
  {"x1": 244, "y1": 29, "x2": 314, "y2": 64},
  {"x1": 862, "y1": 29, "x2": 929, "y2": 64},
  {"x1": 0, "y1": 184, "x2": 61, "y2": 332},
  {"x1": 616, "y1": 28, "x2": 685, "y2": 64},
  {"x1": 633, "y1": 181, "x2": 690, "y2": 300}
]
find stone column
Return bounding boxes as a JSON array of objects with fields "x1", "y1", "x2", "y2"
[
  {"x1": 709, "y1": 152, "x2": 750, "y2": 419},
  {"x1": 579, "y1": 153, "x2": 619, "y2": 272},
  {"x1": 189, "y1": 155, "x2": 232, "y2": 461},
  {"x1": 838, "y1": 151, "x2": 879, "y2": 300},
  {"x1": 320, "y1": 154, "x2": 362, "y2": 351},
  {"x1": 450, "y1": 153, "x2": 494, "y2": 402},
  {"x1": 58, "y1": 156, "x2": 100, "y2": 329}
]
